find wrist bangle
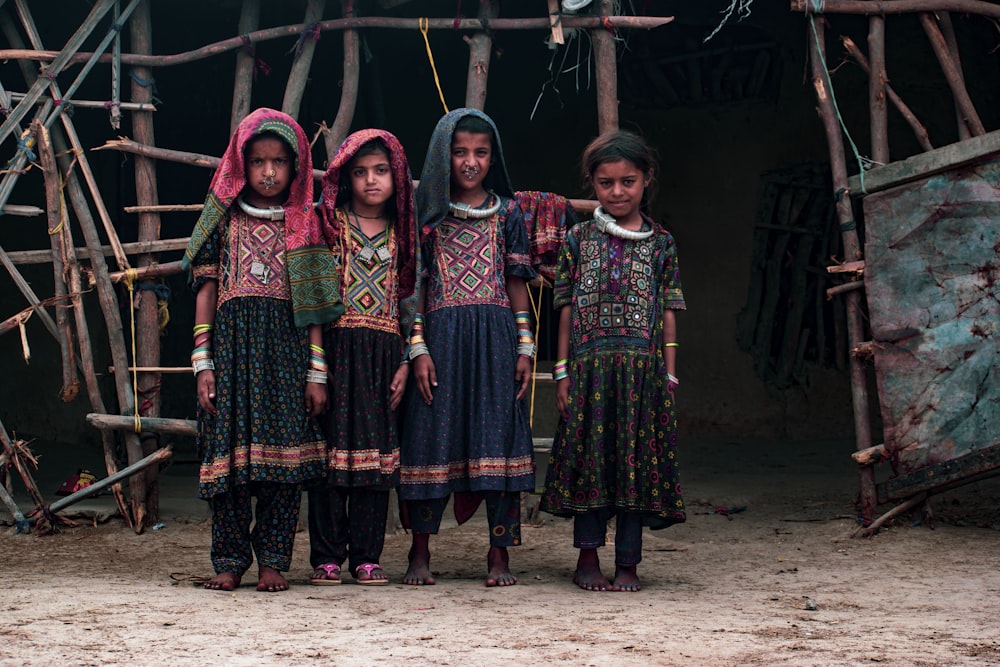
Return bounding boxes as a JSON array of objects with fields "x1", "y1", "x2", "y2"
[
  {"x1": 516, "y1": 342, "x2": 536, "y2": 358},
  {"x1": 409, "y1": 342, "x2": 430, "y2": 360},
  {"x1": 553, "y1": 369, "x2": 569, "y2": 381},
  {"x1": 667, "y1": 372, "x2": 679, "y2": 385},
  {"x1": 306, "y1": 369, "x2": 328, "y2": 384},
  {"x1": 665, "y1": 342, "x2": 679, "y2": 348},
  {"x1": 192, "y1": 358, "x2": 215, "y2": 375}
]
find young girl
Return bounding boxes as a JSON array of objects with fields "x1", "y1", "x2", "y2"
[
  {"x1": 400, "y1": 108, "x2": 537, "y2": 587},
  {"x1": 540, "y1": 130, "x2": 686, "y2": 592},
  {"x1": 307, "y1": 129, "x2": 417, "y2": 586},
  {"x1": 182, "y1": 108, "x2": 342, "y2": 592}
]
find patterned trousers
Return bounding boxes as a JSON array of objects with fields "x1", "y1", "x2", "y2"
[
  {"x1": 208, "y1": 481, "x2": 302, "y2": 575},
  {"x1": 573, "y1": 509, "x2": 643, "y2": 567},
  {"x1": 307, "y1": 486, "x2": 389, "y2": 574},
  {"x1": 406, "y1": 491, "x2": 522, "y2": 547}
]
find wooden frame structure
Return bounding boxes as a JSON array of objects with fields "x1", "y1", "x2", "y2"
[
  {"x1": 0, "y1": 1, "x2": 672, "y2": 532},
  {"x1": 792, "y1": 1, "x2": 1000, "y2": 534}
]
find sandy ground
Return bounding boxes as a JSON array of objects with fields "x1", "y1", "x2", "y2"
[{"x1": 2, "y1": 437, "x2": 1000, "y2": 666}]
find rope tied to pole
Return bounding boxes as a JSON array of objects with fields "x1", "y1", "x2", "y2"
[
  {"x1": 290, "y1": 21, "x2": 322, "y2": 60},
  {"x1": 137, "y1": 280, "x2": 171, "y2": 331},
  {"x1": 128, "y1": 69, "x2": 162, "y2": 104},
  {"x1": 419, "y1": 17, "x2": 449, "y2": 114},
  {"x1": 240, "y1": 34, "x2": 271, "y2": 78}
]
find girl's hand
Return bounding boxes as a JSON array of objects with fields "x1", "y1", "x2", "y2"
[
  {"x1": 556, "y1": 378, "x2": 570, "y2": 420},
  {"x1": 515, "y1": 355, "x2": 532, "y2": 400},
  {"x1": 413, "y1": 354, "x2": 437, "y2": 405},
  {"x1": 389, "y1": 363, "x2": 410, "y2": 411},
  {"x1": 305, "y1": 381, "x2": 328, "y2": 417},
  {"x1": 197, "y1": 369, "x2": 218, "y2": 415}
]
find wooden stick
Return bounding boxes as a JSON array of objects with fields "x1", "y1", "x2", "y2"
[
  {"x1": 936, "y1": 12, "x2": 971, "y2": 141},
  {"x1": 853, "y1": 492, "x2": 927, "y2": 538},
  {"x1": 48, "y1": 447, "x2": 172, "y2": 515},
  {"x1": 827, "y1": 260, "x2": 865, "y2": 274},
  {"x1": 547, "y1": 0, "x2": 564, "y2": 45},
  {"x1": 868, "y1": 16, "x2": 888, "y2": 165},
  {"x1": 111, "y1": 366, "x2": 192, "y2": 374},
  {"x1": 1, "y1": 205, "x2": 45, "y2": 216},
  {"x1": 841, "y1": 37, "x2": 933, "y2": 152},
  {"x1": 852, "y1": 443, "x2": 889, "y2": 465},
  {"x1": 792, "y1": 0, "x2": 1000, "y2": 17},
  {"x1": 324, "y1": 0, "x2": 359, "y2": 161},
  {"x1": 7, "y1": 92, "x2": 156, "y2": 111},
  {"x1": 107, "y1": 259, "x2": 183, "y2": 283},
  {"x1": 230, "y1": 0, "x2": 260, "y2": 133},
  {"x1": 0, "y1": 481, "x2": 30, "y2": 533},
  {"x1": 0, "y1": 421, "x2": 45, "y2": 512},
  {"x1": 6, "y1": 237, "x2": 190, "y2": 266},
  {"x1": 283, "y1": 0, "x2": 325, "y2": 120},
  {"x1": 0, "y1": 15, "x2": 676, "y2": 68},
  {"x1": 123, "y1": 204, "x2": 202, "y2": 213},
  {"x1": 464, "y1": 0, "x2": 497, "y2": 110},
  {"x1": 826, "y1": 280, "x2": 864, "y2": 298},
  {"x1": 51, "y1": 128, "x2": 145, "y2": 530},
  {"x1": 35, "y1": 120, "x2": 79, "y2": 402},
  {"x1": 87, "y1": 413, "x2": 197, "y2": 437},
  {"x1": 918, "y1": 12, "x2": 985, "y2": 136},
  {"x1": 594, "y1": 0, "x2": 619, "y2": 133},
  {"x1": 808, "y1": 17, "x2": 877, "y2": 518},
  {"x1": 129, "y1": 0, "x2": 164, "y2": 527}
]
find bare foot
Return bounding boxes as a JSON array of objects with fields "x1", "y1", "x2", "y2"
[
  {"x1": 612, "y1": 565, "x2": 641, "y2": 592},
  {"x1": 204, "y1": 572, "x2": 241, "y2": 591},
  {"x1": 256, "y1": 566, "x2": 290, "y2": 592},
  {"x1": 486, "y1": 546, "x2": 517, "y2": 587},
  {"x1": 403, "y1": 535, "x2": 435, "y2": 586},
  {"x1": 572, "y1": 549, "x2": 610, "y2": 592}
]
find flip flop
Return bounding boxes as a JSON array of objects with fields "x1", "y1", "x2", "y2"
[
  {"x1": 353, "y1": 563, "x2": 389, "y2": 586},
  {"x1": 309, "y1": 563, "x2": 342, "y2": 586}
]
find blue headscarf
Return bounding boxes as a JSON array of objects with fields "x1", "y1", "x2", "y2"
[{"x1": 414, "y1": 108, "x2": 514, "y2": 238}]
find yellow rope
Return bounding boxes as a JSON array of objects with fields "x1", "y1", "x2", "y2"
[
  {"x1": 527, "y1": 283, "x2": 544, "y2": 429},
  {"x1": 122, "y1": 267, "x2": 142, "y2": 433},
  {"x1": 419, "y1": 17, "x2": 449, "y2": 115}
]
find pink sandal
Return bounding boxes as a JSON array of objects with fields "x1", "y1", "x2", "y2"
[
  {"x1": 353, "y1": 563, "x2": 389, "y2": 586},
  {"x1": 310, "y1": 563, "x2": 342, "y2": 586}
]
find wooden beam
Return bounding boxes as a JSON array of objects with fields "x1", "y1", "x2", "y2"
[
  {"x1": 593, "y1": 0, "x2": 619, "y2": 133},
  {"x1": 5, "y1": 237, "x2": 190, "y2": 266},
  {"x1": 792, "y1": 0, "x2": 1000, "y2": 18},
  {"x1": 881, "y1": 444, "x2": 1000, "y2": 501},
  {"x1": 87, "y1": 413, "x2": 197, "y2": 437}
]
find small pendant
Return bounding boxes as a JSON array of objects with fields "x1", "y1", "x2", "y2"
[
  {"x1": 376, "y1": 246, "x2": 392, "y2": 263},
  {"x1": 358, "y1": 246, "x2": 375, "y2": 263},
  {"x1": 250, "y1": 261, "x2": 270, "y2": 284}
]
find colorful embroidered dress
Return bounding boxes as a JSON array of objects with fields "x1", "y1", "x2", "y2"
[
  {"x1": 399, "y1": 198, "x2": 537, "y2": 498},
  {"x1": 190, "y1": 208, "x2": 326, "y2": 499},
  {"x1": 540, "y1": 217, "x2": 687, "y2": 528}
]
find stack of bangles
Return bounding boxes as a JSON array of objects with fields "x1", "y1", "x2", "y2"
[
  {"x1": 408, "y1": 313, "x2": 429, "y2": 360},
  {"x1": 553, "y1": 358, "x2": 569, "y2": 381},
  {"x1": 665, "y1": 341, "x2": 679, "y2": 386},
  {"x1": 514, "y1": 311, "x2": 536, "y2": 359},
  {"x1": 191, "y1": 324, "x2": 214, "y2": 374},
  {"x1": 307, "y1": 344, "x2": 328, "y2": 384}
]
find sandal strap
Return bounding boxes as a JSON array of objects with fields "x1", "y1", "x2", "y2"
[
  {"x1": 317, "y1": 563, "x2": 341, "y2": 575},
  {"x1": 355, "y1": 563, "x2": 382, "y2": 576}
]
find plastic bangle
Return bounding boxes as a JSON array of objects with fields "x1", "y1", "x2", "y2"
[
  {"x1": 409, "y1": 342, "x2": 430, "y2": 360},
  {"x1": 192, "y1": 358, "x2": 215, "y2": 375},
  {"x1": 667, "y1": 372, "x2": 679, "y2": 385},
  {"x1": 516, "y1": 342, "x2": 536, "y2": 358},
  {"x1": 665, "y1": 342, "x2": 679, "y2": 348},
  {"x1": 306, "y1": 369, "x2": 328, "y2": 384},
  {"x1": 553, "y1": 368, "x2": 569, "y2": 381}
]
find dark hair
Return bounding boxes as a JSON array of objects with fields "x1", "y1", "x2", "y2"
[
  {"x1": 581, "y1": 130, "x2": 658, "y2": 208},
  {"x1": 338, "y1": 138, "x2": 396, "y2": 218}
]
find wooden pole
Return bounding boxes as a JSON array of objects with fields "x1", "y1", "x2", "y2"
[
  {"x1": 52, "y1": 129, "x2": 147, "y2": 531},
  {"x1": 936, "y1": 12, "x2": 971, "y2": 141},
  {"x1": 593, "y1": 0, "x2": 619, "y2": 133},
  {"x1": 324, "y1": 0, "x2": 359, "y2": 161},
  {"x1": 868, "y1": 16, "x2": 888, "y2": 165},
  {"x1": 917, "y1": 12, "x2": 985, "y2": 137},
  {"x1": 7, "y1": 92, "x2": 156, "y2": 111},
  {"x1": 0, "y1": 15, "x2": 674, "y2": 68},
  {"x1": 792, "y1": 0, "x2": 1000, "y2": 17},
  {"x1": 841, "y1": 37, "x2": 933, "y2": 152},
  {"x1": 109, "y1": 0, "x2": 121, "y2": 130},
  {"x1": 231, "y1": 0, "x2": 260, "y2": 133},
  {"x1": 807, "y1": 17, "x2": 877, "y2": 520},
  {"x1": 464, "y1": 0, "x2": 496, "y2": 110},
  {"x1": 129, "y1": 0, "x2": 163, "y2": 524},
  {"x1": 87, "y1": 413, "x2": 197, "y2": 437},
  {"x1": 49, "y1": 447, "x2": 172, "y2": 515},
  {"x1": 283, "y1": 0, "x2": 326, "y2": 120},
  {"x1": 108, "y1": 260, "x2": 183, "y2": 283},
  {"x1": 34, "y1": 121, "x2": 79, "y2": 402},
  {"x1": 0, "y1": 481, "x2": 29, "y2": 534},
  {"x1": 0, "y1": 420, "x2": 45, "y2": 512},
  {"x1": 7, "y1": 237, "x2": 190, "y2": 266}
]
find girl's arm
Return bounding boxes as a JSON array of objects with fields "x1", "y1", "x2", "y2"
[
  {"x1": 194, "y1": 280, "x2": 219, "y2": 415},
  {"x1": 411, "y1": 285, "x2": 437, "y2": 405},
  {"x1": 506, "y1": 275, "x2": 532, "y2": 400},
  {"x1": 304, "y1": 324, "x2": 328, "y2": 417},
  {"x1": 662, "y1": 308, "x2": 679, "y2": 391},
  {"x1": 555, "y1": 305, "x2": 571, "y2": 420}
]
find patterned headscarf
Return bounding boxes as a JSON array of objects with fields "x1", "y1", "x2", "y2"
[
  {"x1": 182, "y1": 107, "x2": 342, "y2": 327},
  {"x1": 414, "y1": 107, "x2": 514, "y2": 238},
  {"x1": 320, "y1": 128, "x2": 417, "y2": 300}
]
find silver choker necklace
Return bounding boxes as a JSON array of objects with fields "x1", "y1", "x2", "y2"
[
  {"x1": 237, "y1": 196, "x2": 285, "y2": 221},
  {"x1": 448, "y1": 192, "x2": 502, "y2": 220},
  {"x1": 593, "y1": 206, "x2": 653, "y2": 240}
]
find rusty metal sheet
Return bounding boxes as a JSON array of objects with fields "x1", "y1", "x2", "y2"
[{"x1": 862, "y1": 160, "x2": 1000, "y2": 475}]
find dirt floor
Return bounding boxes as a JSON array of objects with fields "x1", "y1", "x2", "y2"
[{"x1": 2, "y1": 437, "x2": 1000, "y2": 666}]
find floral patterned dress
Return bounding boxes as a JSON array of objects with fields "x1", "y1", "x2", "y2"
[{"x1": 540, "y1": 217, "x2": 687, "y2": 528}]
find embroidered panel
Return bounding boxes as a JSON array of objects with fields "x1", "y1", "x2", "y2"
[
  {"x1": 219, "y1": 210, "x2": 290, "y2": 306},
  {"x1": 426, "y1": 215, "x2": 510, "y2": 311}
]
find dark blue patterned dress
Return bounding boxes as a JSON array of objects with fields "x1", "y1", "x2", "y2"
[{"x1": 540, "y1": 217, "x2": 687, "y2": 529}]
